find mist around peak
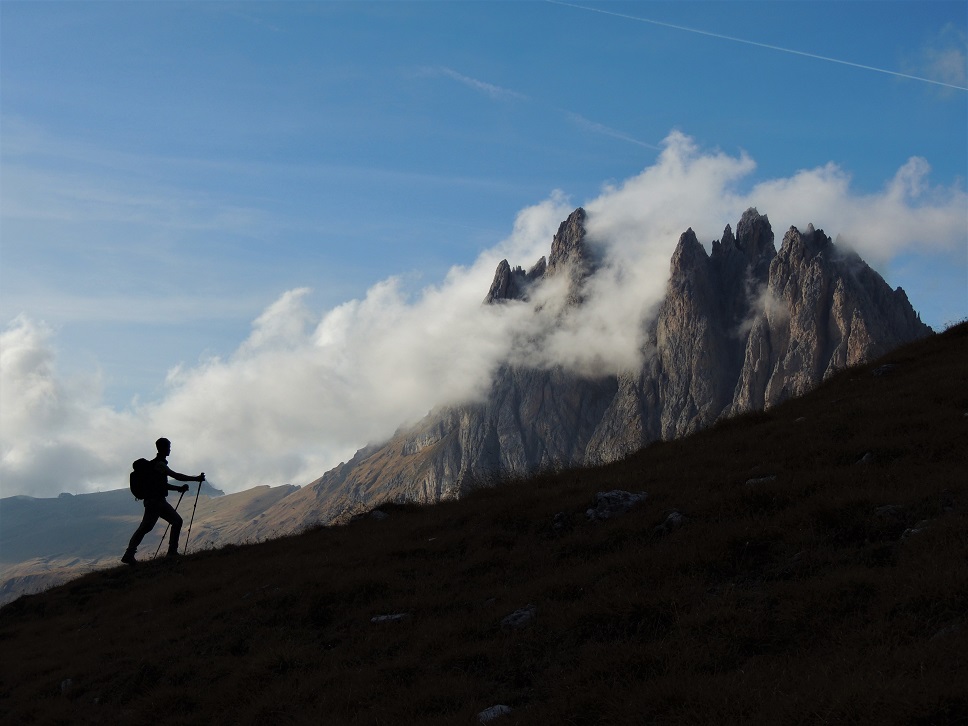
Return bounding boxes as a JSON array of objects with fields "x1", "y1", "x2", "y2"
[{"x1": 1, "y1": 132, "x2": 965, "y2": 498}]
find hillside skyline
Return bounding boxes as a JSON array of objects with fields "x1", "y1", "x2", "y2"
[
  {"x1": 1, "y1": 2, "x2": 966, "y2": 499},
  {"x1": 2, "y1": 322, "x2": 965, "y2": 724}
]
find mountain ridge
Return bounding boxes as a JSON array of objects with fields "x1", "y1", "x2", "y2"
[{"x1": 237, "y1": 207, "x2": 931, "y2": 538}]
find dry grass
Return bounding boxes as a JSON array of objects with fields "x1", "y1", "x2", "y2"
[{"x1": 1, "y1": 324, "x2": 965, "y2": 725}]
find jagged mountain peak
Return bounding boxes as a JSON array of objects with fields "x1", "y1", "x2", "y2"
[
  {"x1": 483, "y1": 207, "x2": 590, "y2": 305},
  {"x1": 670, "y1": 227, "x2": 708, "y2": 275},
  {"x1": 546, "y1": 207, "x2": 596, "y2": 306},
  {"x1": 483, "y1": 260, "x2": 522, "y2": 304},
  {"x1": 528, "y1": 256, "x2": 547, "y2": 279},
  {"x1": 246, "y1": 207, "x2": 933, "y2": 536},
  {"x1": 712, "y1": 207, "x2": 775, "y2": 265},
  {"x1": 780, "y1": 223, "x2": 834, "y2": 263},
  {"x1": 547, "y1": 207, "x2": 589, "y2": 274},
  {"x1": 483, "y1": 256, "x2": 549, "y2": 305},
  {"x1": 736, "y1": 207, "x2": 772, "y2": 246}
]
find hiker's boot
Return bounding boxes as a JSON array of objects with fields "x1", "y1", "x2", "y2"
[
  {"x1": 121, "y1": 549, "x2": 137, "y2": 566},
  {"x1": 167, "y1": 535, "x2": 180, "y2": 559}
]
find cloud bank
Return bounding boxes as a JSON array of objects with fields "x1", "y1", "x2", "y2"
[
  {"x1": 2, "y1": 132, "x2": 965, "y2": 498},
  {"x1": 911, "y1": 24, "x2": 968, "y2": 91}
]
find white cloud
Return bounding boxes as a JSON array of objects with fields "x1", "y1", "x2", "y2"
[
  {"x1": 0, "y1": 317, "x2": 141, "y2": 497},
  {"x1": 748, "y1": 156, "x2": 968, "y2": 264},
  {"x1": 915, "y1": 24, "x2": 968, "y2": 90},
  {"x1": 1, "y1": 132, "x2": 965, "y2": 498}
]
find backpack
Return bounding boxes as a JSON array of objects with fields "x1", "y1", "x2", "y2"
[{"x1": 129, "y1": 458, "x2": 154, "y2": 500}]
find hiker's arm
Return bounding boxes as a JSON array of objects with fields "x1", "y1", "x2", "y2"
[{"x1": 165, "y1": 467, "x2": 204, "y2": 483}]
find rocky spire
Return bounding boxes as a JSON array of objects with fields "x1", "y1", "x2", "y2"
[
  {"x1": 484, "y1": 260, "x2": 525, "y2": 304},
  {"x1": 484, "y1": 207, "x2": 592, "y2": 306},
  {"x1": 670, "y1": 228, "x2": 709, "y2": 277},
  {"x1": 483, "y1": 257, "x2": 549, "y2": 305},
  {"x1": 733, "y1": 208, "x2": 776, "y2": 271},
  {"x1": 711, "y1": 223, "x2": 735, "y2": 257},
  {"x1": 547, "y1": 207, "x2": 596, "y2": 305},
  {"x1": 547, "y1": 207, "x2": 590, "y2": 274}
]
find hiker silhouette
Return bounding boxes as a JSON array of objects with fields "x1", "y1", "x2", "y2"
[{"x1": 122, "y1": 438, "x2": 205, "y2": 565}]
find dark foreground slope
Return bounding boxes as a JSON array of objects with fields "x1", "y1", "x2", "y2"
[{"x1": 1, "y1": 324, "x2": 965, "y2": 725}]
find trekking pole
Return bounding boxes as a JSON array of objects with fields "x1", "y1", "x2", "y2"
[
  {"x1": 153, "y1": 490, "x2": 185, "y2": 558},
  {"x1": 183, "y1": 473, "x2": 205, "y2": 554}
]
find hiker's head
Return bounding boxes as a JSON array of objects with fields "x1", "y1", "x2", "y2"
[{"x1": 155, "y1": 437, "x2": 171, "y2": 456}]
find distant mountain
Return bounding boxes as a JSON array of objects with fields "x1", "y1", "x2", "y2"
[
  {"x1": 0, "y1": 482, "x2": 295, "y2": 605},
  {"x1": 240, "y1": 208, "x2": 932, "y2": 537}
]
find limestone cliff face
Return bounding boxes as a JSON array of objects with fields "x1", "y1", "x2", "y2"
[
  {"x1": 730, "y1": 222, "x2": 929, "y2": 414},
  {"x1": 249, "y1": 207, "x2": 932, "y2": 534}
]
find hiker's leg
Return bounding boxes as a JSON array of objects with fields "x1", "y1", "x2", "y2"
[
  {"x1": 157, "y1": 500, "x2": 183, "y2": 554},
  {"x1": 127, "y1": 501, "x2": 161, "y2": 552},
  {"x1": 124, "y1": 500, "x2": 161, "y2": 562}
]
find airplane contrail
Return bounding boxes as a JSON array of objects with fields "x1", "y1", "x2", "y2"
[{"x1": 546, "y1": 0, "x2": 968, "y2": 92}]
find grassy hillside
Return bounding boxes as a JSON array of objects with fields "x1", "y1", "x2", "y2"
[{"x1": 1, "y1": 324, "x2": 965, "y2": 725}]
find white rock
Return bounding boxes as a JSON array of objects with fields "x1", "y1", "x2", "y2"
[
  {"x1": 585, "y1": 490, "x2": 648, "y2": 521},
  {"x1": 501, "y1": 605, "x2": 536, "y2": 629},
  {"x1": 744, "y1": 475, "x2": 777, "y2": 487},
  {"x1": 478, "y1": 704, "x2": 512, "y2": 723}
]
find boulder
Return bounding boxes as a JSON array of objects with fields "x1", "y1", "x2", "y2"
[
  {"x1": 586, "y1": 490, "x2": 648, "y2": 521},
  {"x1": 501, "y1": 605, "x2": 536, "y2": 629}
]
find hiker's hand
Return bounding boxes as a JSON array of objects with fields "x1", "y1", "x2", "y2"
[
  {"x1": 180, "y1": 484, "x2": 190, "y2": 493},
  {"x1": 199, "y1": 473, "x2": 205, "y2": 482}
]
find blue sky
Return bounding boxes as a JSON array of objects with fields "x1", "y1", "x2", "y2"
[{"x1": 1, "y1": 1, "x2": 966, "y2": 497}]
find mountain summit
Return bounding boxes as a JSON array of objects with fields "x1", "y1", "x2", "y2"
[
  {"x1": 243, "y1": 208, "x2": 931, "y2": 536},
  {"x1": 483, "y1": 207, "x2": 592, "y2": 305}
]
